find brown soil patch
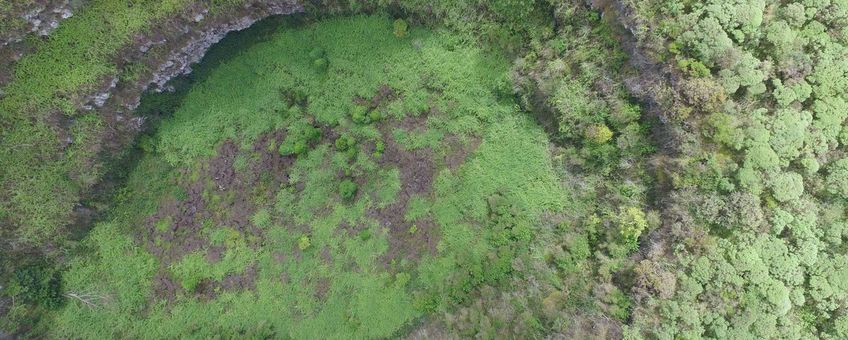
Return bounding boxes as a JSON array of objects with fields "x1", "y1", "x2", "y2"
[
  {"x1": 206, "y1": 245, "x2": 225, "y2": 263},
  {"x1": 221, "y1": 265, "x2": 258, "y2": 291},
  {"x1": 320, "y1": 246, "x2": 333, "y2": 266},
  {"x1": 273, "y1": 251, "x2": 288, "y2": 263},
  {"x1": 151, "y1": 270, "x2": 179, "y2": 304},
  {"x1": 142, "y1": 129, "x2": 292, "y2": 302},
  {"x1": 209, "y1": 140, "x2": 238, "y2": 190},
  {"x1": 193, "y1": 264, "x2": 258, "y2": 302},
  {"x1": 368, "y1": 116, "x2": 441, "y2": 268},
  {"x1": 443, "y1": 134, "x2": 482, "y2": 172},
  {"x1": 142, "y1": 179, "x2": 209, "y2": 266},
  {"x1": 353, "y1": 84, "x2": 397, "y2": 110},
  {"x1": 314, "y1": 277, "x2": 332, "y2": 301},
  {"x1": 335, "y1": 221, "x2": 365, "y2": 238},
  {"x1": 381, "y1": 218, "x2": 440, "y2": 266},
  {"x1": 364, "y1": 114, "x2": 481, "y2": 268}
]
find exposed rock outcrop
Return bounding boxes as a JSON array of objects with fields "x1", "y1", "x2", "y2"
[
  {"x1": 0, "y1": 0, "x2": 76, "y2": 47},
  {"x1": 87, "y1": 1, "x2": 304, "y2": 114},
  {"x1": 0, "y1": 0, "x2": 80, "y2": 86}
]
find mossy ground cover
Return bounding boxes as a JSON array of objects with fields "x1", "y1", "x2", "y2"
[{"x1": 50, "y1": 15, "x2": 568, "y2": 338}]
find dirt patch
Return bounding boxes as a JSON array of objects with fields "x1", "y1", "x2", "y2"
[
  {"x1": 365, "y1": 114, "x2": 481, "y2": 267},
  {"x1": 381, "y1": 117, "x2": 437, "y2": 194},
  {"x1": 221, "y1": 265, "x2": 258, "y2": 291},
  {"x1": 314, "y1": 277, "x2": 332, "y2": 301},
  {"x1": 273, "y1": 251, "x2": 288, "y2": 263},
  {"x1": 143, "y1": 130, "x2": 293, "y2": 302},
  {"x1": 209, "y1": 140, "x2": 239, "y2": 190},
  {"x1": 381, "y1": 218, "x2": 440, "y2": 266},
  {"x1": 206, "y1": 245, "x2": 225, "y2": 263},
  {"x1": 367, "y1": 116, "x2": 442, "y2": 268},
  {"x1": 443, "y1": 134, "x2": 481, "y2": 172},
  {"x1": 151, "y1": 271, "x2": 180, "y2": 305},
  {"x1": 335, "y1": 221, "x2": 361, "y2": 237},
  {"x1": 320, "y1": 246, "x2": 333, "y2": 266},
  {"x1": 142, "y1": 179, "x2": 209, "y2": 266},
  {"x1": 191, "y1": 265, "x2": 259, "y2": 301},
  {"x1": 353, "y1": 84, "x2": 397, "y2": 110}
]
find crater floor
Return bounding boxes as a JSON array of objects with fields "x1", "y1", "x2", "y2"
[{"x1": 53, "y1": 15, "x2": 568, "y2": 338}]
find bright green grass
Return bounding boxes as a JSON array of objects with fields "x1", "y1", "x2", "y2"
[{"x1": 51, "y1": 15, "x2": 568, "y2": 338}]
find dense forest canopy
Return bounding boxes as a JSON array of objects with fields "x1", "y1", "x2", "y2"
[{"x1": 0, "y1": 0, "x2": 847, "y2": 338}]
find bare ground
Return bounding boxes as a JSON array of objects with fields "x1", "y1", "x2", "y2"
[
  {"x1": 144, "y1": 130, "x2": 292, "y2": 302},
  {"x1": 366, "y1": 113, "x2": 483, "y2": 268}
]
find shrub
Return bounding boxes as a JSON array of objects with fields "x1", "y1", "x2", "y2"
[
  {"x1": 350, "y1": 106, "x2": 369, "y2": 124},
  {"x1": 619, "y1": 207, "x2": 648, "y2": 250},
  {"x1": 368, "y1": 109, "x2": 383, "y2": 122},
  {"x1": 279, "y1": 123, "x2": 321, "y2": 156},
  {"x1": 339, "y1": 179, "x2": 358, "y2": 200},
  {"x1": 678, "y1": 58, "x2": 710, "y2": 77},
  {"x1": 313, "y1": 57, "x2": 328, "y2": 72},
  {"x1": 251, "y1": 209, "x2": 272, "y2": 229},
  {"x1": 335, "y1": 134, "x2": 356, "y2": 151},
  {"x1": 373, "y1": 140, "x2": 386, "y2": 158},
  {"x1": 297, "y1": 235, "x2": 311, "y2": 251},
  {"x1": 310, "y1": 48, "x2": 328, "y2": 72},
  {"x1": 584, "y1": 123, "x2": 613, "y2": 144},
  {"x1": 393, "y1": 19, "x2": 408, "y2": 38},
  {"x1": 7, "y1": 263, "x2": 64, "y2": 309}
]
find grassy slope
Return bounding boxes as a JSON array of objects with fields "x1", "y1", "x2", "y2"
[
  {"x1": 0, "y1": 0, "x2": 244, "y2": 248},
  {"x1": 51, "y1": 15, "x2": 568, "y2": 338}
]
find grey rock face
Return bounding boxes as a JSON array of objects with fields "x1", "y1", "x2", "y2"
[
  {"x1": 147, "y1": 1, "x2": 304, "y2": 92},
  {"x1": 2, "y1": 0, "x2": 78, "y2": 47}
]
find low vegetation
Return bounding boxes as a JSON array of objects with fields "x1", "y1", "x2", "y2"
[
  {"x1": 41, "y1": 15, "x2": 568, "y2": 338},
  {"x1": 3, "y1": 0, "x2": 847, "y2": 338}
]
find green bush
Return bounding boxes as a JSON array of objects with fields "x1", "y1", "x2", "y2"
[
  {"x1": 584, "y1": 123, "x2": 613, "y2": 144},
  {"x1": 393, "y1": 19, "x2": 408, "y2": 38},
  {"x1": 827, "y1": 159, "x2": 848, "y2": 199},
  {"x1": 769, "y1": 171, "x2": 804, "y2": 202},
  {"x1": 373, "y1": 140, "x2": 386, "y2": 158},
  {"x1": 313, "y1": 58, "x2": 328, "y2": 71},
  {"x1": 297, "y1": 235, "x2": 311, "y2": 251},
  {"x1": 279, "y1": 122, "x2": 321, "y2": 156},
  {"x1": 677, "y1": 58, "x2": 710, "y2": 77},
  {"x1": 339, "y1": 179, "x2": 358, "y2": 200},
  {"x1": 350, "y1": 106, "x2": 369, "y2": 124},
  {"x1": 368, "y1": 110, "x2": 383, "y2": 122},
  {"x1": 618, "y1": 207, "x2": 648, "y2": 251},
  {"x1": 7, "y1": 263, "x2": 64, "y2": 309},
  {"x1": 335, "y1": 134, "x2": 356, "y2": 151},
  {"x1": 310, "y1": 48, "x2": 328, "y2": 72}
]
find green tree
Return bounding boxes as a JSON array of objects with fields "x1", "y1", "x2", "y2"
[
  {"x1": 585, "y1": 124, "x2": 613, "y2": 144},
  {"x1": 826, "y1": 159, "x2": 848, "y2": 199},
  {"x1": 619, "y1": 207, "x2": 648, "y2": 250}
]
